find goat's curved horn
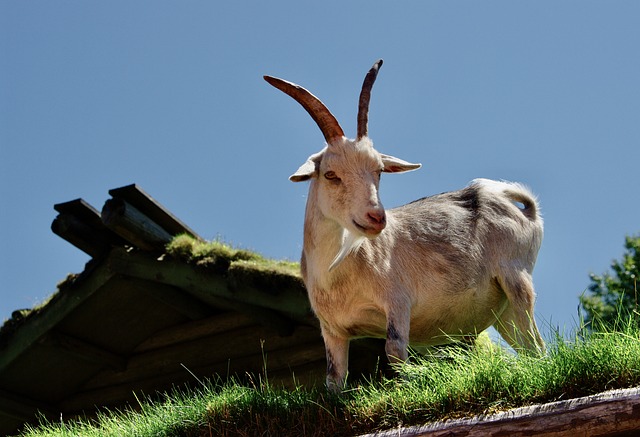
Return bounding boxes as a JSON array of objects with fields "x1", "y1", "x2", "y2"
[
  {"x1": 357, "y1": 59, "x2": 383, "y2": 140},
  {"x1": 264, "y1": 76, "x2": 345, "y2": 143}
]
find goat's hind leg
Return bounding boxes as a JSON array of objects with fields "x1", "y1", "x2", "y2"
[{"x1": 493, "y1": 270, "x2": 545, "y2": 355}]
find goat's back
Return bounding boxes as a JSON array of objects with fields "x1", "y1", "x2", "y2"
[{"x1": 389, "y1": 179, "x2": 543, "y2": 274}]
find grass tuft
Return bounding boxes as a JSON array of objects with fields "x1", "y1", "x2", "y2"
[
  {"x1": 166, "y1": 234, "x2": 262, "y2": 265},
  {"x1": 165, "y1": 234, "x2": 301, "y2": 278}
]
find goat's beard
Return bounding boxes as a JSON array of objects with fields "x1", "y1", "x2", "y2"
[{"x1": 328, "y1": 228, "x2": 366, "y2": 272}]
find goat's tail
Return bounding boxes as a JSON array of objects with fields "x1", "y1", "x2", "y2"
[
  {"x1": 504, "y1": 187, "x2": 540, "y2": 221},
  {"x1": 473, "y1": 179, "x2": 541, "y2": 222},
  {"x1": 503, "y1": 183, "x2": 540, "y2": 222}
]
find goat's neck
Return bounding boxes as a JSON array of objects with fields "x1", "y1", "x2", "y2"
[
  {"x1": 301, "y1": 186, "x2": 361, "y2": 285},
  {"x1": 303, "y1": 206, "x2": 342, "y2": 272}
]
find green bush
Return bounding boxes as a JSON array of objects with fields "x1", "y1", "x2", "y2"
[{"x1": 580, "y1": 235, "x2": 640, "y2": 330}]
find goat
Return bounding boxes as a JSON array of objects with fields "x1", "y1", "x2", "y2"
[{"x1": 264, "y1": 59, "x2": 545, "y2": 392}]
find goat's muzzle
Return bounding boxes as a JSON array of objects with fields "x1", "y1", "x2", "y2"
[{"x1": 354, "y1": 209, "x2": 386, "y2": 236}]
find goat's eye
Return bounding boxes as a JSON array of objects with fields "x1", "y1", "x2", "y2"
[{"x1": 324, "y1": 171, "x2": 340, "y2": 181}]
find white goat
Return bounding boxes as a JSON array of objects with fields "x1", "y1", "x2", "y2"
[{"x1": 265, "y1": 59, "x2": 545, "y2": 391}]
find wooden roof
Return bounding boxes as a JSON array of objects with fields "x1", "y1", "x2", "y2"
[{"x1": 0, "y1": 185, "x2": 385, "y2": 435}]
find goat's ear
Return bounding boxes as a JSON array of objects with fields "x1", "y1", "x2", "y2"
[
  {"x1": 289, "y1": 152, "x2": 323, "y2": 182},
  {"x1": 381, "y1": 154, "x2": 422, "y2": 173}
]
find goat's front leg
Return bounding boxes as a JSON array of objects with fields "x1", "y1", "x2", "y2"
[
  {"x1": 385, "y1": 308, "x2": 410, "y2": 366},
  {"x1": 321, "y1": 329, "x2": 350, "y2": 393}
]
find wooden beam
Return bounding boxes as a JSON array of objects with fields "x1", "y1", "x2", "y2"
[
  {"x1": 0, "y1": 262, "x2": 116, "y2": 373},
  {"x1": 108, "y1": 184, "x2": 201, "y2": 240},
  {"x1": 60, "y1": 331, "x2": 326, "y2": 412},
  {"x1": 80, "y1": 324, "x2": 321, "y2": 391},
  {"x1": 52, "y1": 198, "x2": 127, "y2": 257},
  {"x1": 134, "y1": 312, "x2": 256, "y2": 353},
  {"x1": 52, "y1": 213, "x2": 111, "y2": 258},
  {"x1": 102, "y1": 198, "x2": 173, "y2": 250},
  {"x1": 106, "y1": 249, "x2": 308, "y2": 336},
  {"x1": 107, "y1": 248, "x2": 314, "y2": 326},
  {"x1": 144, "y1": 282, "x2": 211, "y2": 321},
  {"x1": 54, "y1": 198, "x2": 101, "y2": 223},
  {"x1": 361, "y1": 387, "x2": 640, "y2": 437},
  {"x1": 40, "y1": 331, "x2": 127, "y2": 372}
]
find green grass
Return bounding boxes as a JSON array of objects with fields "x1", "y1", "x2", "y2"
[{"x1": 17, "y1": 317, "x2": 640, "y2": 437}]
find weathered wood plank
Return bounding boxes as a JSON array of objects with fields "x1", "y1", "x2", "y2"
[
  {"x1": 60, "y1": 341, "x2": 326, "y2": 413},
  {"x1": 53, "y1": 198, "x2": 101, "y2": 222},
  {"x1": 109, "y1": 250, "x2": 300, "y2": 334},
  {"x1": 52, "y1": 199, "x2": 127, "y2": 258},
  {"x1": 52, "y1": 213, "x2": 111, "y2": 258},
  {"x1": 0, "y1": 262, "x2": 116, "y2": 373},
  {"x1": 102, "y1": 198, "x2": 173, "y2": 250},
  {"x1": 360, "y1": 387, "x2": 640, "y2": 437},
  {"x1": 80, "y1": 324, "x2": 321, "y2": 390},
  {"x1": 144, "y1": 281, "x2": 211, "y2": 321},
  {"x1": 106, "y1": 248, "x2": 310, "y2": 337},
  {"x1": 52, "y1": 276, "x2": 188, "y2": 356},
  {"x1": 134, "y1": 312, "x2": 256, "y2": 353},
  {"x1": 40, "y1": 331, "x2": 127, "y2": 371},
  {"x1": 108, "y1": 184, "x2": 201, "y2": 240},
  {"x1": 107, "y1": 248, "x2": 314, "y2": 324}
]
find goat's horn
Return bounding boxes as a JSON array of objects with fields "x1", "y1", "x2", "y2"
[
  {"x1": 357, "y1": 59, "x2": 383, "y2": 141},
  {"x1": 264, "y1": 75, "x2": 345, "y2": 143}
]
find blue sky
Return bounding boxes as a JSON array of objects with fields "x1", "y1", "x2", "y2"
[{"x1": 2, "y1": 2, "x2": 639, "y2": 339}]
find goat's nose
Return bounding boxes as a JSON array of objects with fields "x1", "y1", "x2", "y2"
[
  {"x1": 368, "y1": 210, "x2": 385, "y2": 224},
  {"x1": 367, "y1": 210, "x2": 386, "y2": 230}
]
